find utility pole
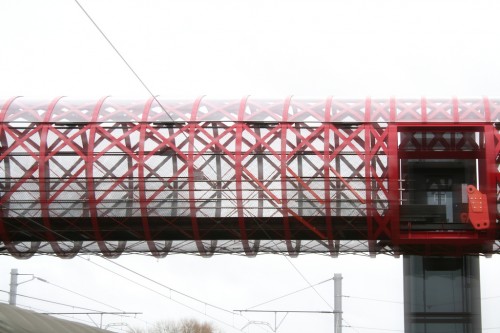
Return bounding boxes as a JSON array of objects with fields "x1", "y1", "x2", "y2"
[
  {"x1": 9, "y1": 268, "x2": 18, "y2": 306},
  {"x1": 334, "y1": 273, "x2": 342, "y2": 333},
  {"x1": 8, "y1": 268, "x2": 47, "y2": 306}
]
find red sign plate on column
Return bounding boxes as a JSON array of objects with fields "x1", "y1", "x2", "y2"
[{"x1": 467, "y1": 185, "x2": 490, "y2": 230}]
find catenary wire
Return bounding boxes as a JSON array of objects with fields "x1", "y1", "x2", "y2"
[
  {"x1": 0, "y1": 289, "x2": 117, "y2": 313},
  {"x1": 342, "y1": 318, "x2": 361, "y2": 333},
  {"x1": 4, "y1": 289, "x2": 148, "y2": 329},
  {"x1": 242, "y1": 208, "x2": 337, "y2": 311},
  {"x1": 73, "y1": 0, "x2": 157, "y2": 101},
  {"x1": 79, "y1": 256, "x2": 250, "y2": 333},
  {"x1": 4, "y1": 266, "x2": 140, "y2": 324},
  {"x1": 283, "y1": 255, "x2": 334, "y2": 310},
  {"x1": 246, "y1": 277, "x2": 333, "y2": 310},
  {"x1": 43, "y1": 280, "x2": 126, "y2": 312},
  {"x1": 14, "y1": 302, "x2": 103, "y2": 328},
  {"x1": 99, "y1": 256, "x2": 236, "y2": 316},
  {"x1": 95, "y1": 253, "x2": 271, "y2": 333},
  {"x1": 238, "y1": 207, "x2": 338, "y2": 311}
]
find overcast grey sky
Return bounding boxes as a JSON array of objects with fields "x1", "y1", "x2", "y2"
[
  {"x1": 2, "y1": 0, "x2": 500, "y2": 332},
  {"x1": 2, "y1": 0, "x2": 500, "y2": 98}
]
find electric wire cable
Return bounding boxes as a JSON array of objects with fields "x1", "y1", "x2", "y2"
[
  {"x1": 246, "y1": 277, "x2": 333, "y2": 310},
  {"x1": 84, "y1": 255, "x2": 269, "y2": 333},
  {"x1": 79, "y1": 256, "x2": 249, "y2": 333},
  {"x1": 342, "y1": 318, "x2": 361, "y2": 333},
  {"x1": 73, "y1": 0, "x2": 157, "y2": 101},
  {"x1": 42, "y1": 279, "x2": 126, "y2": 312},
  {"x1": 99, "y1": 256, "x2": 236, "y2": 315},
  {"x1": 9, "y1": 297, "x2": 149, "y2": 330},
  {"x1": 238, "y1": 207, "x2": 338, "y2": 311},
  {"x1": 96, "y1": 253, "x2": 270, "y2": 325},
  {"x1": 14, "y1": 303, "x2": 103, "y2": 329},
  {"x1": 0, "y1": 289, "x2": 116, "y2": 313},
  {"x1": 282, "y1": 255, "x2": 334, "y2": 310},
  {"x1": 242, "y1": 208, "x2": 337, "y2": 312}
]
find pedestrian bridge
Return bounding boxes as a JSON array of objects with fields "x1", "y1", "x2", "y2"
[{"x1": 0, "y1": 97, "x2": 499, "y2": 258}]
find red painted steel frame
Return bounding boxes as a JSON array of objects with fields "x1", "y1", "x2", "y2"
[{"x1": 0, "y1": 97, "x2": 498, "y2": 257}]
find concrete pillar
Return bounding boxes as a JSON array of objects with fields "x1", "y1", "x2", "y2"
[
  {"x1": 9, "y1": 268, "x2": 18, "y2": 306},
  {"x1": 334, "y1": 273, "x2": 342, "y2": 333}
]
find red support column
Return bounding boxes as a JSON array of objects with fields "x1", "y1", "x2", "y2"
[
  {"x1": 0, "y1": 98, "x2": 16, "y2": 247},
  {"x1": 188, "y1": 96, "x2": 216, "y2": 257},
  {"x1": 139, "y1": 97, "x2": 171, "y2": 257},
  {"x1": 280, "y1": 96, "x2": 300, "y2": 256},
  {"x1": 39, "y1": 97, "x2": 83, "y2": 258},
  {"x1": 0, "y1": 97, "x2": 33, "y2": 257},
  {"x1": 364, "y1": 98, "x2": 376, "y2": 255},
  {"x1": 388, "y1": 124, "x2": 400, "y2": 249},
  {"x1": 235, "y1": 96, "x2": 258, "y2": 256},
  {"x1": 482, "y1": 123, "x2": 497, "y2": 249},
  {"x1": 323, "y1": 97, "x2": 337, "y2": 256}
]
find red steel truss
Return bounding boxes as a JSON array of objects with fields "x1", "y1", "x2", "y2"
[{"x1": 0, "y1": 97, "x2": 499, "y2": 258}]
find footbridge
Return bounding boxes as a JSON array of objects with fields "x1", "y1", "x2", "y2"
[{"x1": 1, "y1": 97, "x2": 499, "y2": 258}]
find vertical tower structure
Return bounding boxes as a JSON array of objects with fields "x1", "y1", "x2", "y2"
[{"x1": 404, "y1": 256, "x2": 481, "y2": 332}]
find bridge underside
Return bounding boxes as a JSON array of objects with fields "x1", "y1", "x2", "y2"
[{"x1": 3, "y1": 238, "x2": 500, "y2": 259}]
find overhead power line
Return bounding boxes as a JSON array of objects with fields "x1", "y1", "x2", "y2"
[
  {"x1": 100, "y1": 256, "x2": 235, "y2": 315},
  {"x1": 8, "y1": 270, "x2": 128, "y2": 312},
  {"x1": 73, "y1": 0, "x2": 157, "y2": 100},
  {"x1": 79, "y1": 256, "x2": 249, "y2": 333},
  {"x1": 282, "y1": 256, "x2": 334, "y2": 311},
  {"x1": 45, "y1": 280, "x2": 126, "y2": 312},
  {"x1": 0, "y1": 289, "x2": 120, "y2": 314},
  {"x1": 246, "y1": 277, "x2": 333, "y2": 310},
  {"x1": 342, "y1": 318, "x2": 360, "y2": 333},
  {"x1": 16, "y1": 303, "x2": 102, "y2": 328}
]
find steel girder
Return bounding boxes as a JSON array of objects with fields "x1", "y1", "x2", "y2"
[{"x1": 0, "y1": 97, "x2": 499, "y2": 257}]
